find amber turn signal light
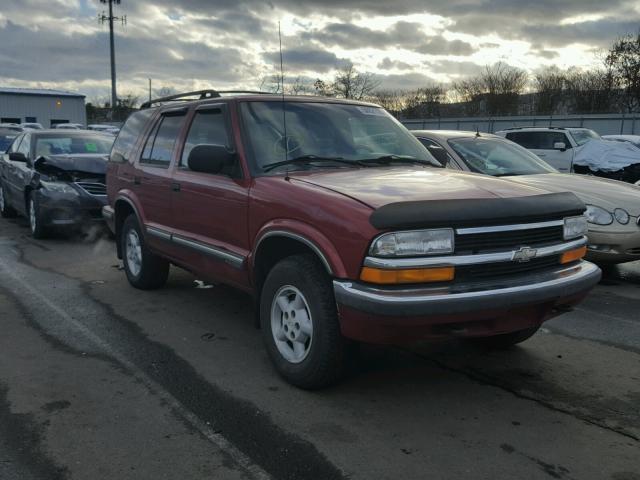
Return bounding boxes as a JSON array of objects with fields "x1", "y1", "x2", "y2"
[
  {"x1": 560, "y1": 246, "x2": 587, "y2": 264},
  {"x1": 360, "y1": 266, "x2": 455, "y2": 285}
]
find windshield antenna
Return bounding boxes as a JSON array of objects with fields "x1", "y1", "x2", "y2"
[{"x1": 278, "y1": 21, "x2": 289, "y2": 173}]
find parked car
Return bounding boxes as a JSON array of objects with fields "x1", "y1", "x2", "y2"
[
  {"x1": 413, "y1": 130, "x2": 640, "y2": 264},
  {"x1": 0, "y1": 128, "x2": 20, "y2": 152},
  {"x1": 88, "y1": 124, "x2": 120, "y2": 135},
  {"x1": 0, "y1": 123, "x2": 24, "y2": 133},
  {"x1": 496, "y1": 126, "x2": 640, "y2": 184},
  {"x1": 104, "y1": 90, "x2": 600, "y2": 388},
  {"x1": 602, "y1": 134, "x2": 640, "y2": 150},
  {"x1": 21, "y1": 122, "x2": 44, "y2": 130},
  {"x1": 54, "y1": 123, "x2": 84, "y2": 130},
  {"x1": 0, "y1": 130, "x2": 114, "y2": 237}
]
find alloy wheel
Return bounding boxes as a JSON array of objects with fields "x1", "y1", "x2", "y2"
[
  {"x1": 125, "y1": 229, "x2": 143, "y2": 277},
  {"x1": 270, "y1": 285, "x2": 314, "y2": 364}
]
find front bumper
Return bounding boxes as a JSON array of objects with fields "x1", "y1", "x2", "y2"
[
  {"x1": 586, "y1": 226, "x2": 640, "y2": 264},
  {"x1": 334, "y1": 261, "x2": 601, "y2": 344},
  {"x1": 38, "y1": 189, "x2": 107, "y2": 228}
]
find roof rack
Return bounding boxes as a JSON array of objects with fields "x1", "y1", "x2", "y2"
[
  {"x1": 499, "y1": 126, "x2": 567, "y2": 131},
  {"x1": 140, "y1": 89, "x2": 271, "y2": 109}
]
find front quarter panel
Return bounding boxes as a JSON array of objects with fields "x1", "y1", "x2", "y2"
[{"x1": 249, "y1": 176, "x2": 377, "y2": 279}]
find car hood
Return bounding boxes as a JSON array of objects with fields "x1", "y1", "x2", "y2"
[
  {"x1": 34, "y1": 154, "x2": 108, "y2": 175},
  {"x1": 290, "y1": 166, "x2": 550, "y2": 209},
  {"x1": 507, "y1": 173, "x2": 640, "y2": 216}
]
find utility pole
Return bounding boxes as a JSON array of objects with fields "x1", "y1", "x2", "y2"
[
  {"x1": 149, "y1": 78, "x2": 152, "y2": 103},
  {"x1": 99, "y1": 0, "x2": 126, "y2": 117}
]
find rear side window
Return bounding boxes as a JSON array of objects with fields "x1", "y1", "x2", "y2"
[
  {"x1": 506, "y1": 131, "x2": 570, "y2": 150},
  {"x1": 180, "y1": 108, "x2": 230, "y2": 167},
  {"x1": 141, "y1": 114, "x2": 186, "y2": 167},
  {"x1": 110, "y1": 109, "x2": 154, "y2": 163}
]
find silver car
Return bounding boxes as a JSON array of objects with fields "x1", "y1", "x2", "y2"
[{"x1": 413, "y1": 130, "x2": 640, "y2": 264}]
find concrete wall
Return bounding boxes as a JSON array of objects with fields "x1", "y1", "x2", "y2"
[
  {"x1": 0, "y1": 93, "x2": 86, "y2": 127},
  {"x1": 402, "y1": 113, "x2": 640, "y2": 135}
]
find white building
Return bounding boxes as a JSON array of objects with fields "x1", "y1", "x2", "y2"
[{"x1": 0, "y1": 87, "x2": 86, "y2": 127}]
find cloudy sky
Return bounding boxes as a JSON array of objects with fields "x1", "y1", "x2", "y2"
[{"x1": 0, "y1": 0, "x2": 639, "y2": 101}]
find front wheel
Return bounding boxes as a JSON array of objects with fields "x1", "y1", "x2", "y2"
[
  {"x1": 260, "y1": 254, "x2": 347, "y2": 389},
  {"x1": 0, "y1": 182, "x2": 17, "y2": 218},
  {"x1": 121, "y1": 214, "x2": 169, "y2": 289},
  {"x1": 28, "y1": 192, "x2": 49, "y2": 239},
  {"x1": 471, "y1": 326, "x2": 540, "y2": 350}
]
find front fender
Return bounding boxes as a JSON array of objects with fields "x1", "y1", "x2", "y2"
[{"x1": 251, "y1": 219, "x2": 348, "y2": 278}]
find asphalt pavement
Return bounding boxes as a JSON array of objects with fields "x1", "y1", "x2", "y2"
[{"x1": 0, "y1": 217, "x2": 638, "y2": 480}]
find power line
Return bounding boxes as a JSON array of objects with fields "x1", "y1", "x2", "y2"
[{"x1": 98, "y1": 0, "x2": 126, "y2": 116}]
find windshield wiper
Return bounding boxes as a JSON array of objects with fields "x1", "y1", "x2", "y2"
[
  {"x1": 262, "y1": 155, "x2": 357, "y2": 172},
  {"x1": 357, "y1": 155, "x2": 440, "y2": 167}
]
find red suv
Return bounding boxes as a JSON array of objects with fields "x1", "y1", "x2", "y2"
[{"x1": 104, "y1": 90, "x2": 601, "y2": 388}]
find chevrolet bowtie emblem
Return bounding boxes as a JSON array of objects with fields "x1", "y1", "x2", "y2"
[{"x1": 512, "y1": 246, "x2": 538, "y2": 263}]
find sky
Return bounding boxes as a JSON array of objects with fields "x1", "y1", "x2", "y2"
[{"x1": 0, "y1": 0, "x2": 639, "y2": 102}]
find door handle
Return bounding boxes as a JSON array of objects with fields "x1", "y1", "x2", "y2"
[
  {"x1": 171, "y1": 182, "x2": 181, "y2": 192},
  {"x1": 133, "y1": 176, "x2": 141, "y2": 185}
]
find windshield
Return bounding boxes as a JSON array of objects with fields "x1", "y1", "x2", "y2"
[
  {"x1": 240, "y1": 101, "x2": 438, "y2": 172},
  {"x1": 448, "y1": 137, "x2": 557, "y2": 176},
  {"x1": 0, "y1": 131, "x2": 18, "y2": 151},
  {"x1": 569, "y1": 129, "x2": 600, "y2": 146},
  {"x1": 35, "y1": 134, "x2": 114, "y2": 156}
]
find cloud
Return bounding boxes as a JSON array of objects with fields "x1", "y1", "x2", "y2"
[{"x1": 262, "y1": 47, "x2": 344, "y2": 72}]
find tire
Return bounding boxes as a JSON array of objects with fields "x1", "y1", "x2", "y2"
[
  {"x1": 0, "y1": 182, "x2": 17, "y2": 218},
  {"x1": 28, "y1": 191, "x2": 49, "y2": 239},
  {"x1": 471, "y1": 326, "x2": 540, "y2": 350},
  {"x1": 121, "y1": 214, "x2": 169, "y2": 289},
  {"x1": 260, "y1": 254, "x2": 347, "y2": 389}
]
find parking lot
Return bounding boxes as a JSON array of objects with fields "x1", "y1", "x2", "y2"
[{"x1": 0, "y1": 215, "x2": 638, "y2": 480}]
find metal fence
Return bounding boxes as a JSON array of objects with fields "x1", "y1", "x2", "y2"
[{"x1": 401, "y1": 113, "x2": 640, "y2": 135}]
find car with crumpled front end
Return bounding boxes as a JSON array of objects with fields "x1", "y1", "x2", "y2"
[
  {"x1": 104, "y1": 91, "x2": 601, "y2": 388},
  {"x1": 0, "y1": 130, "x2": 113, "y2": 237}
]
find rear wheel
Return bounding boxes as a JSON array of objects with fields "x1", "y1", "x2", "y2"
[
  {"x1": 0, "y1": 182, "x2": 17, "y2": 218},
  {"x1": 28, "y1": 192, "x2": 49, "y2": 239},
  {"x1": 471, "y1": 326, "x2": 540, "y2": 350},
  {"x1": 121, "y1": 214, "x2": 169, "y2": 289},
  {"x1": 260, "y1": 254, "x2": 347, "y2": 389}
]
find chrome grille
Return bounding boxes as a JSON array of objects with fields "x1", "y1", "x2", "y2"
[
  {"x1": 455, "y1": 224, "x2": 564, "y2": 254},
  {"x1": 75, "y1": 182, "x2": 106, "y2": 196}
]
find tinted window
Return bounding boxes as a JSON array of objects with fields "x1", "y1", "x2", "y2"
[
  {"x1": 506, "y1": 131, "x2": 570, "y2": 149},
  {"x1": 141, "y1": 114, "x2": 185, "y2": 166},
  {"x1": 181, "y1": 109, "x2": 230, "y2": 168},
  {"x1": 416, "y1": 138, "x2": 451, "y2": 166},
  {"x1": 111, "y1": 109, "x2": 154, "y2": 163},
  {"x1": 34, "y1": 134, "x2": 113, "y2": 156}
]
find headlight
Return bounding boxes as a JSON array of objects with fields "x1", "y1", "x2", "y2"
[
  {"x1": 584, "y1": 205, "x2": 613, "y2": 226},
  {"x1": 370, "y1": 229, "x2": 454, "y2": 257},
  {"x1": 614, "y1": 208, "x2": 630, "y2": 225},
  {"x1": 40, "y1": 181, "x2": 77, "y2": 194},
  {"x1": 563, "y1": 215, "x2": 588, "y2": 240}
]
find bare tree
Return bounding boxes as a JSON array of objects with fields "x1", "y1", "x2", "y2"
[
  {"x1": 565, "y1": 68, "x2": 616, "y2": 114},
  {"x1": 534, "y1": 67, "x2": 567, "y2": 114},
  {"x1": 403, "y1": 86, "x2": 446, "y2": 118},
  {"x1": 453, "y1": 62, "x2": 527, "y2": 115},
  {"x1": 372, "y1": 90, "x2": 405, "y2": 116},
  {"x1": 260, "y1": 75, "x2": 312, "y2": 95},
  {"x1": 332, "y1": 64, "x2": 381, "y2": 100},
  {"x1": 605, "y1": 31, "x2": 640, "y2": 112}
]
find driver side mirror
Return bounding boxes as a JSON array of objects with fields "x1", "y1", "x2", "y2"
[
  {"x1": 187, "y1": 144, "x2": 236, "y2": 175},
  {"x1": 9, "y1": 152, "x2": 27, "y2": 162},
  {"x1": 553, "y1": 142, "x2": 567, "y2": 152}
]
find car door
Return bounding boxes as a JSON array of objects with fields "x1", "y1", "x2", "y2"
[
  {"x1": 5, "y1": 133, "x2": 32, "y2": 214},
  {"x1": 134, "y1": 108, "x2": 187, "y2": 255},
  {"x1": 505, "y1": 131, "x2": 573, "y2": 172},
  {"x1": 169, "y1": 103, "x2": 250, "y2": 288}
]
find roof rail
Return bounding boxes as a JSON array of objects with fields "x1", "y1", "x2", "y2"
[
  {"x1": 140, "y1": 89, "x2": 273, "y2": 109},
  {"x1": 140, "y1": 89, "x2": 221, "y2": 109},
  {"x1": 499, "y1": 126, "x2": 568, "y2": 131}
]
